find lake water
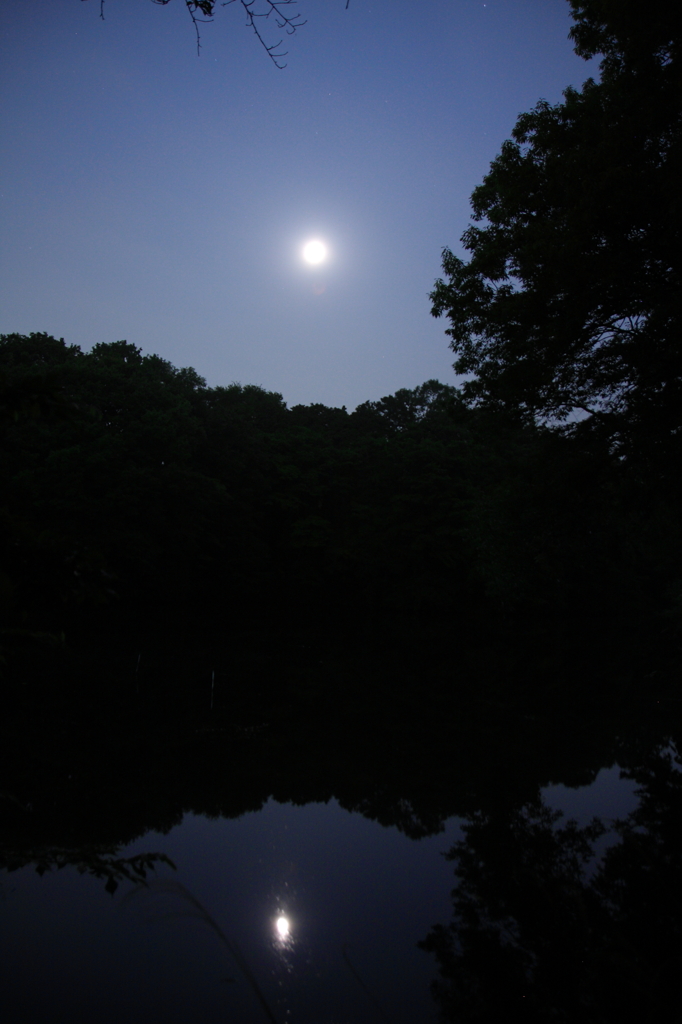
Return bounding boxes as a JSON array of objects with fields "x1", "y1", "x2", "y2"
[
  {"x1": 2, "y1": 632, "x2": 681, "y2": 1023},
  {"x1": 1, "y1": 766, "x2": 642, "y2": 1023}
]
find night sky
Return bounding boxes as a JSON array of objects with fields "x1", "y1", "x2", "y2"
[{"x1": 1, "y1": 1, "x2": 595, "y2": 409}]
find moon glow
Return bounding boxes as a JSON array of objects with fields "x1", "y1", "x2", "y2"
[
  {"x1": 302, "y1": 239, "x2": 327, "y2": 264},
  {"x1": 276, "y1": 915, "x2": 290, "y2": 937}
]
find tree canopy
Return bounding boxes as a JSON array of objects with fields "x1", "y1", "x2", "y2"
[{"x1": 430, "y1": 0, "x2": 681, "y2": 464}]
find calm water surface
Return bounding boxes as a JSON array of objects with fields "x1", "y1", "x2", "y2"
[
  {"x1": 2, "y1": 631, "x2": 680, "y2": 1023},
  {"x1": 1, "y1": 769, "x2": 639, "y2": 1024}
]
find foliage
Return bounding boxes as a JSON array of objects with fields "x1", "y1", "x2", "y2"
[
  {"x1": 568, "y1": 0, "x2": 682, "y2": 72},
  {"x1": 2, "y1": 330, "x2": 680, "y2": 650},
  {"x1": 1, "y1": 840, "x2": 175, "y2": 895},
  {"x1": 430, "y1": 0, "x2": 682, "y2": 468},
  {"x1": 0, "y1": 338, "x2": 486, "y2": 634},
  {"x1": 420, "y1": 741, "x2": 682, "y2": 1022}
]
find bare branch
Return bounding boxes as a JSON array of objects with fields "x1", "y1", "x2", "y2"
[
  {"x1": 184, "y1": 1, "x2": 215, "y2": 56},
  {"x1": 81, "y1": 0, "x2": 107, "y2": 21},
  {"x1": 224, "y1": 0, "x2": 307, "y2": 68},
  {"x1": 83, "y1": 1, "x2": 350, "y2": 66}
]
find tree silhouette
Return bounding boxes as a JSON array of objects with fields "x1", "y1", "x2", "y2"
[
  {"x1": 421, "y1": 740, "x2": 682, "y2": 1022},
  {"x1": 431, "y1": 1, "x2": 681, "y2": 466},
  {"x1": 83, "y1": 0, "x2": 348, "y2": 65}
]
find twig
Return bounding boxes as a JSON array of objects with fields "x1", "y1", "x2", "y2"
[
  {"x1": 85, "y1": 1, "x2": 349, "y2": 66},
  {"x1": 342, "y1": 944, "x2": 394, "y2": 1024},
  {"x1": 126, "y1": 881, "x2": 279, "y2": 1022},
  {"x1": 224, "y1": 0, "x2": 306, "y2": 68}
]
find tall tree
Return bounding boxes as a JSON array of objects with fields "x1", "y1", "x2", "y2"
[{"x1": 430, "y1": 1, "x2": 681, "y2": 464}]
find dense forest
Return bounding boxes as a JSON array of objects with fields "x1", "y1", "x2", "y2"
[{"x1": 1, "y1": 325, "x2": 680, "y2": 665}]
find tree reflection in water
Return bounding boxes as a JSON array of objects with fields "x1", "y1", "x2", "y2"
[
  {"x1": 3, "y1": 624, "x2": 682, "y2": 1023},
  {"x1": 420, "y1": 742, "x2": 682, "y2": 1023}
]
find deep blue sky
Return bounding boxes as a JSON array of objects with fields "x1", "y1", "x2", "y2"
[{"x1": 1, "y1": 1, "x2": 594, "y2": 409}]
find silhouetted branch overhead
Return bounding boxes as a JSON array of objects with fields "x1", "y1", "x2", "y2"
[
  {"x1": 82, "y1": 0, "x2": 347, "y2": 66},
  {"x1": 224, "y1": 0, "x2": 306, "y2": 68}
]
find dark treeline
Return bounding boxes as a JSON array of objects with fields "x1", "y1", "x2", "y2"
[
  {"x1": 2, "y1": 330, "x2": 680, "y2": 666},
  {"x1": 0, "y1": 333, "x2": 476, "y2": 638},
  {"x1": 0, "y1": 331, "x2": 675, "y2": 630}
]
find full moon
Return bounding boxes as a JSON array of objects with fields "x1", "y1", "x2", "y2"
[
  {"x1": 302, "y1": 239, "x2": 327, "y2": 264},
  {"x1": 276, "y1": 915, "x2": 290, "y2": 937}
]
